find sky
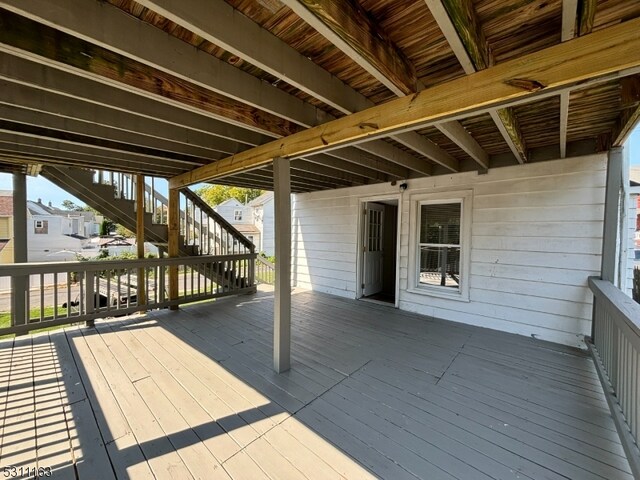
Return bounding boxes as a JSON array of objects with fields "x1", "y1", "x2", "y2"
[{"x1": 1, "y1": 126, "x2": 639, "y2": 207}]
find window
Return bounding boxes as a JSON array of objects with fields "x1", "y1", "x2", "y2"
[
  {"x1": 410, "y1": 191, "x2": 471, "y2": 301},
  {"x1": 418, "y1": 202, "x2": 461, "y2": 289},
  {"x1": 234, "y1": 209, "x2": 243, "y2": 221},
  {"x1": 34, "y1": 219, "x2": 48, "y2": 234}
]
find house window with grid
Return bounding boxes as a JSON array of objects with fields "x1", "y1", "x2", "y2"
[
  {"x1": 408, "y1": 191, "x2": 472, "y2": 301},
  {"x1": 417, "y1": 200, "x2": 463, "y2": 292},
  {"x1": 234, "y1": 209, "x2": 243, "y2": 221}
]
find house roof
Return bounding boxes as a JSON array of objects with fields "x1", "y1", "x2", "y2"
[
  {"x1": 216, "y1": 198, "x2": 243, "y2": 208},
  {"x1": 0, "y1": 2, "x2": 639, "y2": 190},
  {"x1": 248, "y1": 192, "x2": 273, "y2": 207},
  {"x1": 232, "y1": 224, "x2": 260, "y2": 235}
]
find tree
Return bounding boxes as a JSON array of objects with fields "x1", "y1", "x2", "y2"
[
  {"x1": 196, "y1": 185, "x2": 264, "y2": 207},
  {"x1": 61, "y1": 199, "x2": 85, "y2": 211}
]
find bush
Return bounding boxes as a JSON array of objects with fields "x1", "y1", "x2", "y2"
[{"x1": 634, "y1": 267, "x2": 639, "y2": 304}]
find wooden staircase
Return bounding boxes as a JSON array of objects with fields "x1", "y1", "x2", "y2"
[{"x1": 41, "y1": 166, "x2": 254, "y2": 288}]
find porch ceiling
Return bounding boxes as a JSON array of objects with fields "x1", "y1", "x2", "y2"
[
  {"x1": 0, "y1": 288, "x2": 632, "y2": 479},
  {"x1": 0, "y1": 1, "x2": 638, "y2": 190}
]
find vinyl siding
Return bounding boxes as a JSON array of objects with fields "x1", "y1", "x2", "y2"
[{"x1": 292, "y1": 154, "x2": 607, "y2": 348}]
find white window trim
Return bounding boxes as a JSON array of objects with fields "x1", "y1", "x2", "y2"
[
  {"x1": 407, "y1": 190, "x2": 472, "y2": 302},
  {"x1": 35, "y1": 220, "x2": 44, "y2": 229},
  {"x1": 233, "y1": 209, "x2": 243, "y2": 221}
]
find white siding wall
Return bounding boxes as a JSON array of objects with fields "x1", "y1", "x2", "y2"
[{"x1": 292, "y1": 154, "x2": 607, "y2": 348}]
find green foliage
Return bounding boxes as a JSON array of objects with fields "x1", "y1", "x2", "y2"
[
  {"x1": 61, "y1": 199, "x2": 85, "y2": 211},
  {"x1": 99, "y1": 219, "x2": 114, "y2": 236},
  {"x1": 196, "y1": 185, "x2": 264, "y2": 207},
  {"x1": 115, "y1": 224, "x2": 134, "y2": 238}
]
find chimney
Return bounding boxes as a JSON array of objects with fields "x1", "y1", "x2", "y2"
[
  {"x1": 37, "y1": 198, "x2": 42, "y2": 204},
  {"x1": 48, "y1": 201, "x2": 52, "y2": 207}
]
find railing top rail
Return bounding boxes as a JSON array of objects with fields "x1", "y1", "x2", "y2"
[
  {"x1": 0, "y1": 253, "x2": 257, "y2": 275},
  {"x1": 180, "y1": 187, "x2": 255, "y2": 250},
  {"x1": 256, "y1": 255, "x2": 275, "y2": 267},
  {"x1": 589, "y1": 276, "x2": 640, "y2": 337}
]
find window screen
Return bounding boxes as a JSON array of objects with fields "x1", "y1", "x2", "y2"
[{"x1": 418, "y1": 202, "x2": 461, "y2": 289}]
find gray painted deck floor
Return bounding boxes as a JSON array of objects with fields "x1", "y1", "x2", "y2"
[{"x1": 0, "y1": 288, "x2": 633, "y2": 479}]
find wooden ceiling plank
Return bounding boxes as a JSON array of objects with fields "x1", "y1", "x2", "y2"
[
  {"x1": 425, "y1": 0, "x2": 528, "y2": 163},
  {"x1": 168, "y1": 17, "x2": 640, "y2": 187}
]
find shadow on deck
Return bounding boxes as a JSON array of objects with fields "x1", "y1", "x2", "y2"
[{"x1": 0, "y1": 288, "x2": 633, "y2": 479}]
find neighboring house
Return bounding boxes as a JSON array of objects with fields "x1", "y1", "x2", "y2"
[
  {"x1": 27, "y1": 199, "x2": 103, "y2": 261},
  {"x1": 249, "y1": 192, "x2": 274, "y2": 256},
  {"x1": 214, "y1": 193, "x2": 275, "y2": 256},
  {"x1": 0, "y1": 190, "x2": 14, "y2": 263}
]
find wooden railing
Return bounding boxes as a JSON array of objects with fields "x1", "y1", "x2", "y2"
[
  {"x1": 0, "y1": 254, "x2": 256, "y2": 336},
  {"x1": 92, "y1": 170, "x2": 254, "y2": 256},
  {"x1": 588, "y1": 277, "x2": 640, "y2": 478},
  {"x1": 255, "y1": 256, "x2": 275, "y2": 285}
]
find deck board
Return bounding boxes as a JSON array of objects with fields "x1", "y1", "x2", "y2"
[{"x1": 0, "y1": 288, "x2": 633, "y2": 479}]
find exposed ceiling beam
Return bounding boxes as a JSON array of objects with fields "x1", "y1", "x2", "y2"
[
  {"x1": 614, "y1": 75, "x2": 640, "y2": 146},
  {"x1": 168, "y1": 17, "x2": 640, "y2": 188},
  {"x1": 425, "y1": 0, "x2": 528, "y2": 164},
  {"x1": 0, "y1": 80, "x2": 249, "y2": 156},
  {"x1": 355, "y1": 140, "x2": 434, "y2": 176},
  {"x1": 0, "y1": 8, "x2": 302, "y2": 138},
  {"x1": 0, "y1": 125, "x2": 207, "y2": 167},
  {"x1": 559, "y1": 0, "x2": 580, "y2": 159},
  {"x1": 301, "y1": 153, "x2": 389, "y2": 182},
  {"x1": 578, "y1": 0, "x2": 597, "y2": 36},
  {"x1": 321, "y1": 146, "x2": 410, "y2": 180},
  {"x1": 136, "y1": 0, "x2": 370, "y2": 115},
  {"x1": 0, "y1": 1, "x2": 428, "y2": 176},
  {"x1": 435, "y1": 121, "x2": 488, "y2": 169},
  {"x1": 0, "y1": 0, "x2": 327, "y2": 129},
  {"x1": 291, "y1": 159, "x2": 367, "y2": 185},
  {"x1": 0, "y1": 147, "x2": 183, "y2": 176},
  {"x1": 280, "y1": 0, "x2": 418, "y2": 97},
  {"x1": 275, "y1": 0, "x2": 464, "y2": 170},
  {"x1": 136, "y1": 0, "x2": 451, "y2": 175},
  {"x1": 0, "y1": 51, "x2": 410, "y2": 182},
  {"x1": 0, "y1": 93, "x2": 232, "y2": 160},
  {"x1": 0, "y1": 53, "x2": 272, "y2": 148}
]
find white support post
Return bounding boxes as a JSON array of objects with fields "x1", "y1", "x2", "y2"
[
  {"x1": 11, "y1": 173, "x2": 28, "y2": 328},
  {"x1": 273, "y1": 156, "x2": 291, "y2": 373},
  {"x1": 601, "y1": 147, "x2": 624, "y2": 284}
]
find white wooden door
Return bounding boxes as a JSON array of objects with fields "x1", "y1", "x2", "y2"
[{"x1": 362, "y1": 202, "x2": 385, "y2": 296}]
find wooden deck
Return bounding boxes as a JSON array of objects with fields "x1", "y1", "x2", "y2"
[{"x1": 0, "y1": 288, "x2": 633, "y2": 480}]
